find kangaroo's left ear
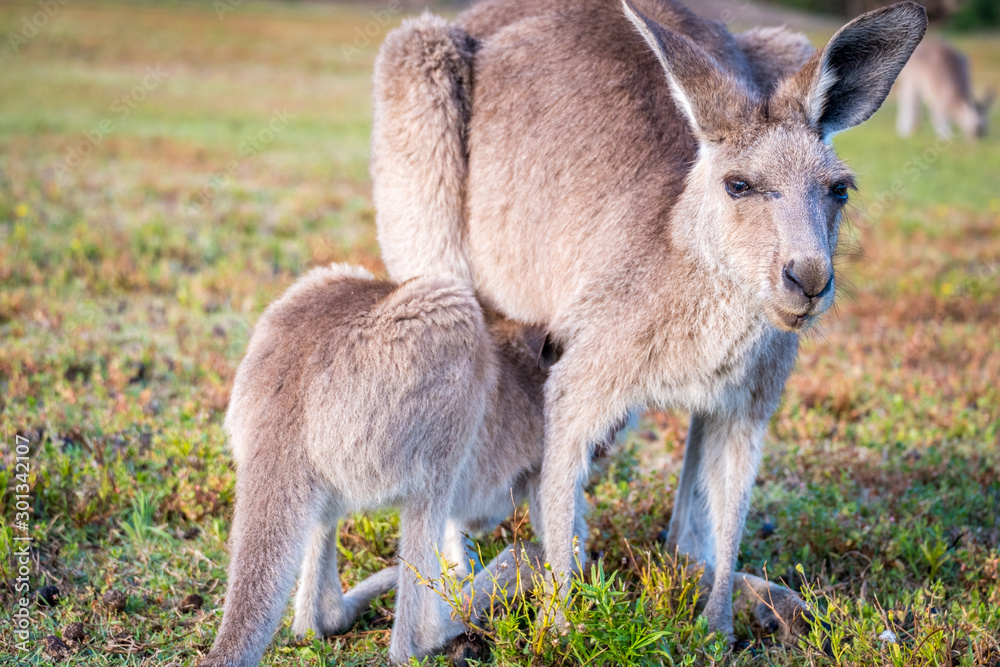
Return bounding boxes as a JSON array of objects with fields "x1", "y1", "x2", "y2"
[{"x1": 778, "y1": 2, "x2": 927, "y2": 142}]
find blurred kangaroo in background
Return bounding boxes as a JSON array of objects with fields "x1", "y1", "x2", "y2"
[
  {"x1": 896, "y1": 38, "x2": 994, "y2": 141},
  {"x1": 199, "y1": 263, "x2": 562, "y2": 667},
  {"x1": 372, "y1": 0, "x2": 926, "y2": 641}
]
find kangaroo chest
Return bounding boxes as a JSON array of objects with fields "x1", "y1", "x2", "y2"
[{"x1": 645, "y1": 298, "x2": 777, "y2": 414}]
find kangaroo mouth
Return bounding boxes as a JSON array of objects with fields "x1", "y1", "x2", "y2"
[{"x1": 766, "y1": 304, "x2": 815, "y2": 332}]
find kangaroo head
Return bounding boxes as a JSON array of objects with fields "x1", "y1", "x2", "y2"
[
  {"x1": 624, "y1": 1, "x2": 927, "y2": 332},
  {"x1": 956, "y1": 87, "x2": 993, "y2": 140}
]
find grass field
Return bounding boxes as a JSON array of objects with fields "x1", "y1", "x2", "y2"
[{"x1": 1, "y1": 1, "x2": 999, "y2": 665}]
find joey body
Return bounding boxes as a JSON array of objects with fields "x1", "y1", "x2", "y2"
[{"x1": 199, "y1": 264, "x2": 556, "y2": 667}]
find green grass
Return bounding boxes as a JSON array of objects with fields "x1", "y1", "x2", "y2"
[{"x1": 1, "y1": 1, "x2": 999, "y2": 665}]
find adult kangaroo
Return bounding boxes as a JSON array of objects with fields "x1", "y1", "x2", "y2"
[
  {"x1": 896, "y1": 38, "x2": 995, "y2": 141},
  {"x1": 371, "y1": 0, "x2": 926, "y2": 640}
]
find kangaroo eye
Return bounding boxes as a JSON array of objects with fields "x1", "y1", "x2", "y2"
[
  {"x1": 831, "y1": 183, "x2": 849, "y2": 201},
  {"x1": 725, "y1": 179, "x2": 752, "y2": 198}
]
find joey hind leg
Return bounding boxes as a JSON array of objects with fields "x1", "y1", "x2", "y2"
[
  {"x1": 198, "y1": 461, "x2": 322, "y2": 667},
  {"x1": 292, "y1": 500, "x2": 345, "y2": 637},
  {"x1": 292, "y1": 500, "x2": 397, "y2": 637},
  {"x1": 390, "y1": 500, "x2": 452, "y2": 664}
]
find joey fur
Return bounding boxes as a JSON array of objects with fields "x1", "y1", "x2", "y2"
[
  {"x1": 198, "y1": 264, "x2": 562, "y2": 667},
  {"x1": 371, "y1": 0, "x2": 927, "y2": 640}
]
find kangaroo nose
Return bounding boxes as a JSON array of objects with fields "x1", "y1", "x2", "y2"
[{"x1": 782, "y1": 259, "x2": 832, "y2": 299}]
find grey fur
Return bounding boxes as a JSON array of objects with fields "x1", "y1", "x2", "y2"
[
  {"x1": 372, "y1": 13, "x2": 476, "y2": 283},
  {"x1": 896, "y1": 38, "x2": 995, "y2": 141},
  {"x1": 371, "y1": 0, "x2": 926, "y2": 640},
  {"x1": 198, "y1": 264, "x2": 562, "y2": 667}
]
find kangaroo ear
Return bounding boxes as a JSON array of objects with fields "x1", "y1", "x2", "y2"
[
  {"x1": 521, "y1": 327, "x2": 562, "y2": 372},
  {"x1": 621, "y1": 0, "x2": 754, "y2": 141},
  {"x1": 539, "y1": 336, "x2": 563, "y2": 372},
  {"x1": 521, "y1": 326, "x2": 548, "y2": 371},
  {"x1": 782, "y1": 2, "x2": 927, "y2": 142}
]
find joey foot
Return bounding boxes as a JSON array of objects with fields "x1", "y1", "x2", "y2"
[
  {"x1": 444, "y1": 631, "x2": 490, "y2": 667},
  {"x1": 734, "y1": 573, "x2": 815, "y2": 643}
]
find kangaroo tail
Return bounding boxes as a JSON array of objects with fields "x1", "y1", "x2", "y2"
[{"x1": 371, "y1": 13, "x2": 476, "y2": 284}]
